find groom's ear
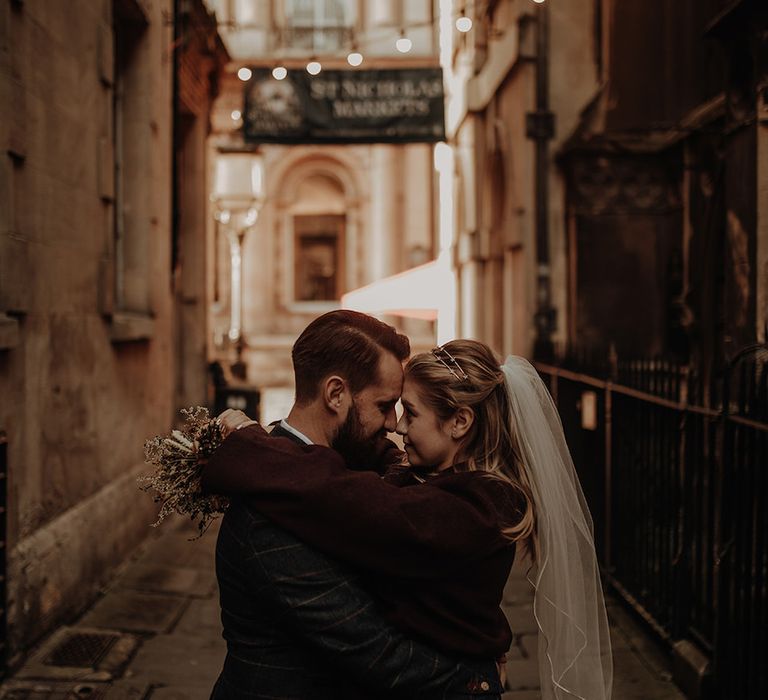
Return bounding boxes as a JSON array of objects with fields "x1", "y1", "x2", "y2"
[{"x1": 323, "y1": 375, "x2": 348, "y2": 414}]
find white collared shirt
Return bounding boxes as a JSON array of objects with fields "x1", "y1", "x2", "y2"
[{"x1": 278, "y1": 419, "x2": 314, "y2": 445}]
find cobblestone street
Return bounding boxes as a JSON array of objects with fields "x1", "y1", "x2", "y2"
[{"x1": 0, "y1": 517, "x2": 686, "y2": 700}]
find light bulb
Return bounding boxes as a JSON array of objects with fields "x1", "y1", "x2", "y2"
[
  {"x1": 237, "y1": 67, "x2": 252, "y2": 81},
  {"x1": 272, "y1": 66, "x2": 287, "y2": 80},
  {"x1": 532, "y1": 0, "x2": 546, "y2": 3},
  {"x1": 456, "y1": 16, "x2": 472, "y2": 32},
  {"x1": 306, "y1": 61, "x2": 322, "y2": 75},
  {"x1": 230, "y1": 110, "x2": 242, "y2": 121},
  {"x1": 347, "y1": 52, "x2": 363, "y2": 67},
  {"x1": 395, "y1": 37, "x2": 412, "y2": 53}
]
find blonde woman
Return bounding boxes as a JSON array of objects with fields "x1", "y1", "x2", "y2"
[{"x1": 206, "y1": 340, "x2": 612, "y2": 700}]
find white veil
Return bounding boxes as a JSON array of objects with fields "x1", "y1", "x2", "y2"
[{"x1": 501, "y1": 356, "x2": 613, "y2": 699}]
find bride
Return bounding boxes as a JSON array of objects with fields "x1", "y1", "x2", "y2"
[{"x1": 207, "y1": 340, "x2": 613, "y2": 699}]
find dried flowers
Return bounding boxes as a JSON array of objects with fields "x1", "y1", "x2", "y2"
[{"x1": 139, "y1": 406, "x2": 228, "y2": 536}]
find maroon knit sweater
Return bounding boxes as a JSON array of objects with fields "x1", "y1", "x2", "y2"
[{"x1": 202, "y1": 424, "x2": 522, "y2": 659}]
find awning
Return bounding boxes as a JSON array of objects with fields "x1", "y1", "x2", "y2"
[{"x1": 341, "y1": 258, "x2": 453, "y2": 322}]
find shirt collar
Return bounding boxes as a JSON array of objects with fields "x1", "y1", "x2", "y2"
[{"x1": 279, "y1": 419, "x2": 314, "y2": 445}]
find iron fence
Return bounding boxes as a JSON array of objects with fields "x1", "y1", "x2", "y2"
[
  {"x1": 536, "y1": 345, "x2": 767, "y2": 699},
  {"x1": 714, "y1": 346, "x2": 768, "y2": 699},
  {"x1": 0, "y1": 431, "x2": 6, "y2": 678}
]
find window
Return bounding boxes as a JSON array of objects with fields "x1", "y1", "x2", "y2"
[
  {"x1": 113, "y1": 2, "x2": 147, "y2": 312},
  {"x1": 293, "y1": 215, "x2": 345, "y2": 301},
  {"x1": 105, "y1": 0, "x2": 154, "y2": 340},
  {"x1": 283, "y1": 0, "x2": 355, "y2": 52},
  {"x1": 280, "y1": 167, "x2": 352, "y2": 310}
]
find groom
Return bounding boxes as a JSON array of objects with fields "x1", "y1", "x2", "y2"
[{"x1": 206, "y1": 310, "x2": 502, "y2": 698}]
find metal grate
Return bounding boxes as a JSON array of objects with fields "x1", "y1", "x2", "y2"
[
  {"x1": 43, "y1": 633, "x2": 119, "y2": 669},
  {"x1": 69, "y1": 686, "x2": 109, "y2": 700},
  {"x1": 1, "y1": 683, "x2": 110, "y2": 700}
]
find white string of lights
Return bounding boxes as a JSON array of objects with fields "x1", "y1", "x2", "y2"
[{"x1": 232, "y1": 0, "x2": 547, "y2": 81}]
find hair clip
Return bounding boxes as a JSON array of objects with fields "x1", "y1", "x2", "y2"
[{"x1": 431, "y1": 346, "x2": 470, "y2": 382}]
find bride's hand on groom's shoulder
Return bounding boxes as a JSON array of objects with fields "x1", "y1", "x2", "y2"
[{"x1": 217, "y1": 408, "x2": 259, "y2": 439}]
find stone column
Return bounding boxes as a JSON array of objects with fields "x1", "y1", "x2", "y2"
[{"x1": 367, "y1": 145, "x2": 396, "y2": 283}]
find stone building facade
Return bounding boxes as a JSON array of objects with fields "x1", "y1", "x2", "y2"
[
  {"x1": 441, "y1": 0, "x2": 600, "y2": 358},
  {"x1": 0, "y1": 0, "x2": 225, "y2": 664},
  {"x1": 443, "y1": 0, "x2": 767, "y2": 370},
  {"x1": 205, "y1": 0, "x2": 440, "y2": 413},
  {"x1": 560, "y1": 0, "x2": 767, "y2": 370}
]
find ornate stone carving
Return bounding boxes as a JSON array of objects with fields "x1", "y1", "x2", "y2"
[{"x1": 568, "y1": 154, "x2": 682, "y2": 215}]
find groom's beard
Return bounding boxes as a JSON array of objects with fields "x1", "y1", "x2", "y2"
[{"x1": 331, "y1": 400, "x2": 385, "y2": 470}]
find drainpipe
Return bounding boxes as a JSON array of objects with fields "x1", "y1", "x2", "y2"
[
  {"x1": 171, "y1": 0, "x2": 181, "y2": 277},
  {"x1": 527, "y1": 1, "x2": 556, "y2": 360}
]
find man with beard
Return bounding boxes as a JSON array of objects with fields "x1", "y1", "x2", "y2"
[
  {"x1": 206, "y1": 310, "x2": 501, "y2": 699},
  {"x1": 269, "y1": 309, "x2": 404, "y2": 470}
]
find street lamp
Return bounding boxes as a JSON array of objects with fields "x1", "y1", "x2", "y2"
[{"x1": 212, "y1": 152, "x2": 266, "y2": 379}]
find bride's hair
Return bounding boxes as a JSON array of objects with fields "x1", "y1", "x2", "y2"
[{"x1": 405, "y1": 340, "x2": 536, "y2": 558}]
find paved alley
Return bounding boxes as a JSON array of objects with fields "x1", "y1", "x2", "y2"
[
  {"x1": 500, "y1": 561, "x2": 686, "y2": 700},
  {"x1": 0, "y1": 518, "x2": 686, "y2": 700}
]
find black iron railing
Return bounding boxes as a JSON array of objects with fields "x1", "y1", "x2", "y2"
[
  {"x1": 713, "y1": 346, "x2": 768, "y2": 699},
  {"x1": 536, "y1": 345, "x2": 768, "y2": 699},
  {"x1": 0, "y1": 431, "x2": 6, "y2": 678}
]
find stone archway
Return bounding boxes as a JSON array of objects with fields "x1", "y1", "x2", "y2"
[{"x1": 270, "y1": 152, "x2": 365, "y2": 314}]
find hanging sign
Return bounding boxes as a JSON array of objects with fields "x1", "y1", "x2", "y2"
[{"x1": 243, "y1": 67, "x2": 445, "y2": 144}]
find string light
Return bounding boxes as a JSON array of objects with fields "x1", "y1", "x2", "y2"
[
  {"x1": 456, "y1": 15, "x2": 472, "y2": 32},
  {"x1": 395, "y1": 30, "x2": 412, "y2": 53},
  {"x1": 230, "y1": 109, "x2": 242, "y2": 121},
  {"x1": 228, "y1": 22, "x2": 454, "y2": 70}
]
